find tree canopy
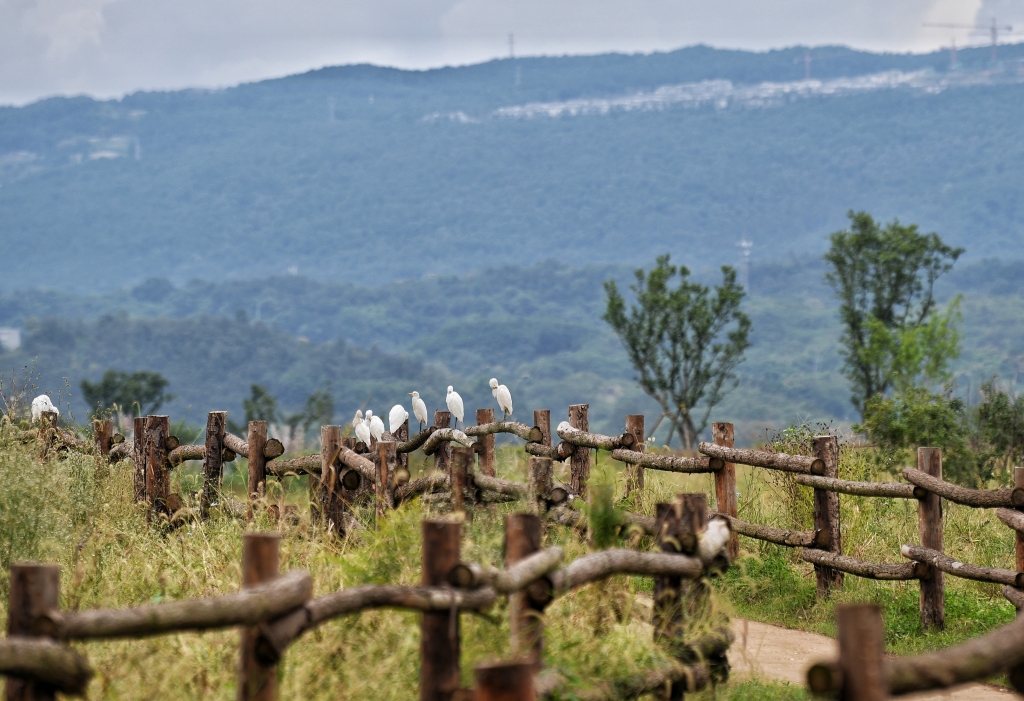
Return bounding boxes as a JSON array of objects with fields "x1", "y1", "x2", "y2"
[{"x1": 80, "y1": 370, "x2": 173, "y2": 420}]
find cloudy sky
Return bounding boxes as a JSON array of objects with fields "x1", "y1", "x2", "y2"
[{"x1": 1, "y1": 0, "x2": 1021, "y2": 105}]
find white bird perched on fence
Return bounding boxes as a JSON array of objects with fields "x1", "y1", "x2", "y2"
[
  {"x1": 698, "y1": 518, "x2": 732, "y2": 566},
  {"x1": 354, "y1": 413, "x2": 372, "y2": 447},
  {"x1": 389, "y1": 404, "x2": 408, "y2": 434},
  {"x1": 31, "y1": 395, "x2": 59, "y2": 422},
  {"x1": 367, "y1": 410, "x2": 386, "y2": 441},
  {"x1": 489, "y1": 378, "x2": 513, "y2": 421},
  {"x1": 446, "y1": 386, "x2": 464, "y2": 429},
  {"x1": 409, "y1": 391, "x2": 428, "y2": 432},
  {"x1": 352, "y1": 409, "x2": 364, "y2": 429}
]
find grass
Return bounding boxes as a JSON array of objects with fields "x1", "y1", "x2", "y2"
[{"x1": 0, "y1": 422, "x2": 1016, "y2": 700}]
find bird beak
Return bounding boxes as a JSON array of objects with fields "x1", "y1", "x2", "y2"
[{"x1": 408, "y1": 392, "x2": 413, "y2": 395}]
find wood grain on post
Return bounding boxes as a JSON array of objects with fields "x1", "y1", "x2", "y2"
[
  {"x1": 201, "y1": 412, "x2": 226, "y2": 520},
  {"x1": 434, "y1": 411, "x2": 452, "y2": 478},
  {"x1": 93, "y1": 419, "x2": 113, "y2": 458},
  {"x1": 7, "y1": 564, "x2": 61, "y2": 701},
  {"x1": 421, "y1": 519, "x2": 462, "y2": 701},
  {"x1": 1015, "y1": 467, "x2": 1024, "y2": 578},
  {"x1": 476, "y1": 409, "x2": 496, "y2": 476},
  {"x1": 836, "y1": 604, "x2": 888, "y2": 701},
  {"x1": 529, "y1": 457, "x2": 553, "y2": 513},
  {"x1": 239, "y1": 534, "x2": 280, "y2": 701},
  {"x1": 474, "y1": 662, "x2": 536, "y2": 701},
  {"x1": 145, "y1": 416, "x2": 171, "y2": 516},
  {"x1": 534, "y1": 410, "x2": 551, "y2": 448},
  {"x1": 569, "y1": 405, "x2": 590, "y2": 496},
  {"x1": 506, "y1": 514, "x2": 545, "y2": 672},
  {"x1": 712, "y1": 423, "x2": 737, "y2": 558},
  {"x1": 451, "y1": 447, "x2": 473, "y2": 514},
  {"x1": 318, "y1": 426, "x2": 346, "y2": 535},
  {"x1": 396, "y1": 419, "x2": 410, "y2": 475},
  {"x1": 812, "y1": 435, "x2": 843, "y2": 598},
  {"x1": 247, "y1": 421, "x2": 269, "y2": 518},
  {"x1": 132, "y1": 417, "x2": 146, "y2": 503},
  {"x1": 624, "y1": 415, "x2": 645, "y2": 495},
  {"x1": 918, "y1": 447, "x2": 945, "y2": 631},
  {"x1": 376, "y1": 441, "x2": 397, "y2": 521}
]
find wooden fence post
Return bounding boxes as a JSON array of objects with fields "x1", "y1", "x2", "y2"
[
  {"x1": 145, "y1": 415, "x2": 170, "y2": 517},
  {"x1": 452, "y1": 447, "x2": 473, "y2": 515},
  {"x1": 534, "y1": 410, "x2": 551, "y2": 447},
  {"x1": 132, "y1": 416, "x2": 146, "y2": 503},
  {"x1": 1015, "y1": 466, "x2": 1024, "y2": 584},
  {"x1": 239, "y1": 534, "x2": 280, "y2": 701},
  {"x1": 376, "y1": 440, "x2": 397, "y2": 522},
  {"x1": 918, "y1": 447, "x2": 944, "y2": 631},
  {"x1": 477, "y1": 409, "x2": 496, "y2": 477},
  {"x1": 93, "y1": 418, "x2": 113, "y2": 458},
  {"x1": 396, "y1": 418, "x2": 410, "y2": 475},
  {"x1": 569, "y1": 404, "x2": 590, "y2": 496},
  {"x1": 247, "y1": 420, "x2": 268, "y2": 518},
  {"x1": 712, "y1": 423, "x2": 738, "y2": 558},
  {"x1": 434, "y1": 411, "x2": 452, "y2": 477},
  {"x1": 625, "y1": 414, "x2": 645, "y2": 495},
  {"x1": 836, "y1": 604, "x2": 888, "y2": 701},
  {"x1": 506, "y1": 514, "x2": 545, "y2": 672},
  {"x1": 317, "y1": 425, "x2": 346, "y2": 535},
  {"x1": 421, "y1": 519, "x2": 462, "y2": 701},
  {"x1": 202, "y1": 411, "x2": 226, "y2": 520},
  {"x1": 474, "y1": 661, "x2": 536, "y2": 701},
  {"x1": 813, "y1": 435, "x2": 842, "y2": 598},
  {"x1": 529, "y1": 457, "x2": 553, "y2": 513},
  {"x1": 6, "y1": 563, "x2": 60, "y2": 701}
]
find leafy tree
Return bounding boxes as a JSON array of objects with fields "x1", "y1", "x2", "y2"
[
  {"x1": 825, "y1": 211, "x2": 964, "y2": 417},
  {"x1": 300, "y1": 384, "x2": 334, "y2": 435},
  {"x1": 80, "y1": 370, "x2": 173, "y2": 421},
  {"x1": 243, "y1": 384, "x2": 278, "y2": 425},
  {"x1": 603, "y1": 255, "x2": 751, "y2": 449}
]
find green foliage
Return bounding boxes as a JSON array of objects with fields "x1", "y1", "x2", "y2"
[
  {"x1": 578, "y1": 464, "x2": 624, "y2": 550},
  {"x1": 80, "y1": 368, "x2": 173, "y2": 419},
  {"x1": 604, "y1": 255, "x2": 751, "y2": 448},
  {"x1": 825, "y1": 211, "x2": 964, "y2": 416},
  {"x1": 243, "y1": 384, "x2": 279, "y2": 425}
]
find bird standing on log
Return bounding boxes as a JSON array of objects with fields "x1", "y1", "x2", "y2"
[
  {"x1": 354, "y1": 413, "x2": 372, "y2": 448},
  {"x1": 31, "y1": 395, "x2": 59, "y2": 422},
  {"x1": 409, "y1": 391, "x2": 428, "y2": 432},
  {"x1": 446, "y1": 386, "x2": 464, "y2": 429},
  {"x1": 367, "y1": 410, "x2": 386, "y2": 441},
  {"x1": 489, "y1": 378, "x2": 513, "y2": 421},
  {"x1": 389, "y1": 404, "x2": 408, "y2": 434}
]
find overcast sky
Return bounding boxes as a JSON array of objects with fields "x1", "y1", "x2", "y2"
[{"x1": 1, "y1": 0, "x2": 1022, "y2": 105}]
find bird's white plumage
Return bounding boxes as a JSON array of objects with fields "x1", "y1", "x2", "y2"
[
  {"x1": 446, "y1": 386, "x2": 464, "y2": 426},
  {"x1": 354, "y1": 417, "x2": 372, "y2": 447},
  {"x1": 409, "y1": 391, "x2": 428, "y2": 428},
  {"x1": 31, "y1": 395, "x2": 58, "y2": 422},
  {"x1": 698, "y1": 518, "x2": 732, "y2": 565},
  {"x1": 388, "y1": 404, "x2": 408, "y2": 434},
  {"x1": 352, "y1": 409, "x2": 364, "y2": 428},
  {"x1": 368, "y1": 412, "x2": 386, "y2": 441},
  {"x1": 489, "y1": 378, "x2": 513, "y2": 418}
]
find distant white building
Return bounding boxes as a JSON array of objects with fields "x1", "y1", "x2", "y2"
[{"x1": 0, "y1": 328, "x2": 21, "y2": 351}]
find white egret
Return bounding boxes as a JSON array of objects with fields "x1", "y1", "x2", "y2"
[
  {"x1": 489, "y1": 378, "x2": 513, "y2": 421},
  {"x1": 352, "y1": 409, "x2": 364, "y2": 429},
  {"x1": 389, "y1": 404, "x2": 408, "y2": 434},
  {"x1": 368, "y1": 410, "x2": 386, "y2": 441},
  {"x1": 354, "y1": 413, "x2": 372, "y2": 447},
  {"x1": 446, "y1": 386, "x2": 464, "y2": 429},
  {"x1": 31, "y1": 395, "x2": 59, "y2": 422},
  {"x1": 409, "y1": 391, "x2": 428, "y2": 432}
]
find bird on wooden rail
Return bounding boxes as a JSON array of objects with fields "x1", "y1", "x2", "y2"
[
  {"x1": 354, "y1": 412, "x2": 372, "y2": 448},
  {"x1": 409, "y1": 391, "x2": 428, "y2": 432},
  {"x1": 31, "y1": 394, "x2": 59, "y2": 422},
  {"x1": 489, "y1": 378, "x2": 513, "y2": 421},
  {"x1": 389, "y1": 404, "x2": 408, "y2": 434},
  {"x1": 366, "y1": 410, "x2": 386, "y2": 442},
  {"x1": 446, "y1": 385, "x2": 465, "y2": 429}
]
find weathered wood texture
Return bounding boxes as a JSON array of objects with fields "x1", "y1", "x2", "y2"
[
  {"x1": 7, "y1": 563, "x2": 60, "y2": 701},
  {"x1": 395, "y1": 418, "x2": 410, "y2": 474},
  {"x1": 451, "y1": 447, "x2": 473, "y2": 513},
  {"x1": 465, "y1": 420, "x2": 542, "y2": 443},
  {"x1": 395, "y1": 472, "x2": 451, "y2": 504},
  {"x1": 813, "y1": 435, "x2": 842, "y2": 597},
  {"x1": 556, "y1": 422, "x2": 635, "y2": 450},
  {"x1": 548, "y1": 550, "x2": 703, "y2": 592},
  {"x1": 624, "y1": 415, "x2": 645, "y2": 494},
  {"x1": 569, "y1": 405, "x2": 590, "y2": 496},
  {"x1": 800, "y1": 549, "x2": 923, "y2": 581},
  {"x1": 998, "y1": 507, "x2": 1024, "y2": 535},
  {"x1": 916, "y1": 447, "x2": 945, "y2": 631},
  {"x1": 202, "y1": 411, "x2": 226, "y2": 519},
  {"x1": 525, "y1": 442, "x2": 575, "y2": 461},
  {"x1": 0, "y1": 639, "x2": 91, "y2": 697},
  {"x1": 223, "y1": 432, "x2": 284, "y2": 460},
  {"x1": 145, "y1": 415, "x2": 171, "y2": 517},
  {"x1": 422, "y1": 428, "x2": 473, "y2": 456},
  {"x1": 247, "y1": 421, "x2": 269, "y2": 518},
  {"x1": 432, "y1": 412, "x2": 453, "y2": 478},
  {"x1": 793, "y1": 474, "x2": 917, "y2": 499},
  {"x1": 396, "y1": 427, "x2": 436, "y2": 454},
  {"x1": 506, "y1": 514, "x2": 545, "y2": 671},
  {"x1": 901, "y1": 544, "x2": 1024, "y2": 587},
  {"x1": 534, "y1": 410, "x2": 552, "y2": 447},
  {"x1": 837, "y1": 604, "x2": 888, "y2": 701},
  {"x1": 1003, "y1": 585, "x2": 1024, "y2": 609},
  {"x1": 132, "y1": 416, "x2": 146, "y2": 502},
  {"x1": 902, "y1": 467, "x2": 1017, "y2": 508},
  {"x1": 316, "y1": 426, "x2": 346, "y2": 534},
  {"x1": 93, "y1": 419, "x2": 113, "y2": 458},
  {"x1": 238, "y1": 534, "x2": 280, "y2": 701},
  {"x1": 1016, "y1": 467, "x2": 1024, "y2": 577},
  {"x1": 713, "y1": 513, "x2": 830, "y2": 549},
  {"x1": 697, "y1": 443, "x2": 825, "y2": 475},
  {"x1": 610, "y1": 449, "x2": 718, "y2": 474},
  {"x1": 713, "y1": 423, "x2": 739, "y2": 559},
  {"x1": 376, "y1": 441, "x2": 397, "y2": 519},
  {"x1": 475, "y1": 409, "x2": 496, "y2": 476},
  {"x1": 474, "y1": 662, "x2": 536, "y2": 701},
  {"x1": 421, "y1": 520, "x2": 461, "y2": 701},
  {"x1": 473, "y1": 474, "x2": 528, "y2": 499},
  {"x1": 529, "y1": 457, "x2": 554, "y2": 511}
]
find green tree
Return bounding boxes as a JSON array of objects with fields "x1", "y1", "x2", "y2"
[
  {"x1": 300, "y1": 384, "x2": 334, "y2": 434},
  {"x1": 603, "y1": 255, "x2": 751, "y2": 449},
  {"x1": 824, "y1": 211, "x2": 964, "y2": 417},
  {"x1": 242, "y1": 384, "x2": 278, "y2": 425},
  {"x1": 80, "y1": 370, "x2": 173, "y2": 421}
]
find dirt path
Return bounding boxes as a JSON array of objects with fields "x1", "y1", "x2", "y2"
[{"x1": 728, "y1": 618, "x2": 1014, "y2": 700}]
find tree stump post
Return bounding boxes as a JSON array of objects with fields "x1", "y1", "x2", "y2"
[
  {"x1": 93, "y1": 418, "x2": 113, "y2": 458},
  {"x1": 473, "y1": 662, "x2": 536, "y2": 701},
  {"x1": 247, "y1": 420, "x2": 269, "y2": 519},
  {"x1": 506, "y1": 514, "x2": 545, "y2": 671},
  {"x1": 476, "y1": 409, "x2": 495, "y2": 476},
  {"x1": 813, "y1": 435, "x2": 842, "y2": 598},
  {"x1": 317, "y1": 425, "x2": 346, "y2": 535},
  {"x1": 534, "y1": 410, "x2": 551, "y2": 447},
  {"x1": 376, "y1": 440, "x2": 397, "y2": 522},
  {"x1": 836, "y1": 604, "x2": 888, "y2": 701},
  {"x1": 434, "y1": 411, "x2": 452, "y2": 477},
  {"x1": 712, "y1": 423, "x2": 738, "y2": 558},
  {"x1": 396, "y1": 418, "x2": 410, "y2": 475},
  {"x1": 6, "y1": 563, "x2": 60, "y2": 701},
  {"x1": 145, "y1": 415, "x2": 171, "y2": 518},
  {"x1": 132, "y1": 416, "x2": 146, "y2": 503},
  {"x1": 421, "y1": 519, "x2": 462, "y2": 701},
  {"x1": 451, "y1": 447, "x2": 474, "y2": 515},
  {"x1": 529, "y1": 457, "x2": 553, "y2": 513},
  {"x1": 918, "y1": 447, "x2": 945, "y2": 631},
  {"x1": 238, "y1": 534, "x2": 280, "y2": 701},
  {"x1": 624, "y1": 414, "x2": 645, "y2": 495},
  {"x1": 37, "y1": 411, "x2": 58, "y2": 459},
  {"x1": 569, "y1": 404, "x2": 590, "y2": 496},
  {"x1": 1015, "y1": 466, "x2": 1024, "y2": 579},
  {"x1": 201, "y1": 412, "x2": 226, "y2": 520}
]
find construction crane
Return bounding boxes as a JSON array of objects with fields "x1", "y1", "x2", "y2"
[{"x1": 922, "y1": 17, "x2": 1016, "y2": 64}]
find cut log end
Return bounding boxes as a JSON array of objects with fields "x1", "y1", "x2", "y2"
[
  {"x1": 264, "y1": 438, "x2": 285, "y2": 460},
  {"x1": 1013, "y1": 488, "x2": 1024, "y2": 509},
  {"x1": 806, "y1": 661, "x2": 842, "y2": 694},
  {"x1": 341, "y1": 469, "x2": 362, "y2": 491},
  {"x1": 709, "y1": 457, "x2": 725, "y2": 471},
  {"x1": 810, "y1": 457, "x2": 826, "y2": 475}
]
